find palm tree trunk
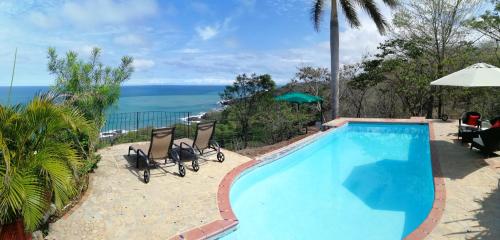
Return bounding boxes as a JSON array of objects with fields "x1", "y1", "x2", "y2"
[{"x1": 330, "y1": 0, "x2": 340, "y2": 119}]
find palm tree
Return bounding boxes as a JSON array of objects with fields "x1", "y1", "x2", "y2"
[
  {"x1": 0, "y1": 94, "x2": 96, "y2": 235},
  {"x1": 311, "y1": 0, "x2": 398, "y2": 119}
]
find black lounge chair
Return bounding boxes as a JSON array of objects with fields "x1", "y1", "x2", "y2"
[
  {"x1": 128, "y1": 127, "x2": 185, "y2": 183},
  {"x1": 175, "y1": 121, "x2": 225, "y2": 171},
  {"x1": 470, "y1": 127, "x2": 500, "y2": 156},
  {"x1": 458, "y1": 111, "x2": 482, "y2": 143}
]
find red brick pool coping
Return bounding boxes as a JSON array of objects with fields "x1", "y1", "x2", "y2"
[{"x1": 170, "y1": 118, "x2": 446, "y2": 240}]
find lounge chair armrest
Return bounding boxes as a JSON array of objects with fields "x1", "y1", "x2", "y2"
[
  {"x1": 170, "y1": 148, "x2": 181, "y2": 162},
  {"x1": 136, "y1": 149, "x2": 148, "y2": 160},
  {"x1": 179, "y1": 141, "x2": 192, "y2": 150},
  {"x1": 178, "y1": 141, "x2": 197, "y2": 158},
  {"x1": 209, "y1": 139, "x2": 220, "y2": 149}
]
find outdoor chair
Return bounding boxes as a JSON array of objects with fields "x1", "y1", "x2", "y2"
[
  {"x1": 128, "y1": 127, "x2": 185, "y2": 183},
  {"x1": 175, "y1": 121, "x2": 225, "y2": 171},
  {"x1": 458, "y1": 111, "x2": 482, "y2": 143},
  {"x1": 470, "y1": 127, "x2": 500, "y2": 156}
]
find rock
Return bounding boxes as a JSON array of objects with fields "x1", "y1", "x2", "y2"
[{"x1": 32, "y1": 230, "x2": 44, "y2": 240}]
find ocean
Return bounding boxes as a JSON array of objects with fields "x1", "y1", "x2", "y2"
[{"x1": 0, "y1": 85, "x2": 225, "y2": 116}]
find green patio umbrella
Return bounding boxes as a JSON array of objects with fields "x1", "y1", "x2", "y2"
[
  {"x1": 275, "y1": 92, "x2": 324, "y2": 124},
  {"x1": 275, "y1": 92, "x2": 323, "y2": 104}
]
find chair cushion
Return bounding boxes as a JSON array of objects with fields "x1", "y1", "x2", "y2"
[
  {"x1": 467, "y1": 115, "x2": 480, "y2": 125},
  {"x1": 492, "y1": 120, "x2": 500, "y2": 129}
]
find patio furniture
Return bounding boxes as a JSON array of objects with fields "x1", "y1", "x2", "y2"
[
  {"x1": 489, "y1": 116, "x2": 500, "y2": 127},
  {"x1": 176, "y1": 121, "x2": 225, "y2": 171},
  {"x1": 458, "y1": 111, "x2": 482, "y2": 143},
  {"x1": 470, "y1": 127, "x2": 500, "y2": 156},
  {"x1": 430, "y1": 63, "x2": 500, "y2": 121},
  {"x1": 128, "y1": 127, "x2": 185, "y2": 183}
]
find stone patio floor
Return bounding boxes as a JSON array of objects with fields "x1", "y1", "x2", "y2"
[
  {"x1": 426, "y1": 120, "x2": 499, "y2": 239},
  {"x1": 46, "y1": 142, "x2": 250, "y2": 240},
  {"x1": 46, "y1": 120, "x2": 500, "y2": 239}
]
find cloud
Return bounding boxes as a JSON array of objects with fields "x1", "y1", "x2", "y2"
[
  {"x1": 75, "y1": 45, "x2": 100, "y2": 57},
  {"x1": 28, "y1": 11, "x2": 59, "y2": 28},
  {"x1": 178, "y1": 48, "x2": 202, "y2": 54},
  {"x1": 62, "y1": 0, "x2": 158, "y2": 27},
  {"x1": 195, "y1": 18, "x2": 235, "y2": 41},
  {"x1": 114, "y1": 34, "x2": 144, "y2": 46},
  {"x1": 196, "y1": 25, "x2": 219, "y2": 40},
  {"x1": 133, "y1": 59, "x2": 155, "y2": 71},
  {"x1": 127, "y1": 76, "x2": 232, "y2": 85},
  {"x1": 266, "y1": 0, "x2": 310, "y2": 15},
  {"x1": 224, "y1": 38, "x2": 240, "y2": 48},
  {"x1": 190, "y1": 2, "x2": 213, "y2": 15},
  {"x1": 239, "y1": 0, "x2": 256, "y2": 8},
  {"x1": 160, "y1": 42, "x2": 332, "y2": 84}
]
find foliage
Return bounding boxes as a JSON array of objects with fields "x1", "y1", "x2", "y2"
[
  {"x1": 347, "y1": 58, "x2": 384, "y2": 117},
  {"x1": 311, "y1": 0, "x2": 398, "y2": 34},
  {"x1": 393, "y1": 0, "x2": 480, "y2": 117},
  {"x1": 289, "y1": 66, "x2": 330, "y2": 115},
  {"x1": 220, "y1": 74, "x2": 276, "y2": 147},
  {"x1": 465, "y1": 1, "x2": 500, "y2": 41},
  {"x1": 0, "y1": 94, "x2": 96, "y2": 231},
  {"x1": 48, "y1": 47, "x2": 134, "y2": 129},
  {"x1": 465, "y1": 1, "x2": 500, "y2": 63},
  {"x1": 252, "y1": 100, "x2": 313, "y2": 144},
  {"x1": 291, "y1": 67, "x2": 330, "y2": 97}
]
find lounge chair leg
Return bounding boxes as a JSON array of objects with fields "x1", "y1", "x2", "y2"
[
  {"x1": 144, "y1": 168, "x2": 150, "y2": 183},
  {"x1": 136, "y1": 154, "x2": 140, "y2": 168},
  {"x1": 178, "y1": 163, "x2": 186, "y2": 177}
]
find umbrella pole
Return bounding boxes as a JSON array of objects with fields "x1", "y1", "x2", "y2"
[{"x1": 320, "y1": 102, "x2": 324, "y2": 124}]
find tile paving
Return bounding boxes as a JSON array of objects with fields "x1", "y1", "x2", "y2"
[{"x1": 46, "y1": 142, "x2": 250, "y2": 240}]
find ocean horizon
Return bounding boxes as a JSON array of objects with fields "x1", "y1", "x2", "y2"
[{"x1": 0, "y1": 85, "x2": 226, "y2": 116}]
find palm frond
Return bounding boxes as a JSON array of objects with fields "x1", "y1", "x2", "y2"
[
  {"x1": 311, "y1": 0, "x2": 325, "y2": 31},
  {"x1": 0, "y1": 170, "x2": 28, "y2": 224},
  {"x1": 19, "y1": 172, "x2": 47, "y2": 232},
  {"x1": 40, "y1": 159, "x2": 77, "y2": 208},
  {"x1": 340, "y1": 0, "x2": 361, "y2": 28},
  {"x1": 382, "y1": 0, "x2": 398, "y2": 9},
  {"x1": 356, "y1": 0, "x2": 389, "y2": 34},
  {"x1": 0, "y1": 95, "x2": 90, "y2": 230}
]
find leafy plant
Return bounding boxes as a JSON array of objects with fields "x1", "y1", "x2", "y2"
[
  {"x1": 220, "y1": 74, "x2": 276, "y2": 148},
  {"x1": 0, "y1": 94, "x2": 96, "y2": 232},
  {"x1": 47, "y1": 47, "x2": 134, "y2": 129}
]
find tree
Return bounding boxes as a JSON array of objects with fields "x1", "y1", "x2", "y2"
[
  {"x1": 0, "y1": 94, "x2": 96, "y2": 233},
  {"x1": 393, "y1": 0, "x2": 480, "y2": 118},
  {"x1": 465, "y1": 1, "x2": 500, "y2": 63},
  {"x1": 220, "y1": 74, "x2": 276, "y2": 148},
  {"x1": 348, "y1": 58, "x2": 384, "y2": 117},
  {"x1": 48, "y1": 47, "x2": 134, "y2": 129},
  {"x1": 290, "y1": 66, "x2": 330, "y2": 114},
  {"x1": 311, "y1": 0, "x2": 398, "y2": 119}
]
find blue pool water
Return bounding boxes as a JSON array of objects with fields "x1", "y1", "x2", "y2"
[{"x1": 223, "y1": 123, "x2": 434, "y2": 240}]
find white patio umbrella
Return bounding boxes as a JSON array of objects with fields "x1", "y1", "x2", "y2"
[{"x1": 430, "y1": 63, "x2": 500, "y2": 87}]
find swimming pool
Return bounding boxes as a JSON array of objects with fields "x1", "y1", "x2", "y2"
[{"x1": 222, "y1": 123, "x2": 434, "y2": 239}]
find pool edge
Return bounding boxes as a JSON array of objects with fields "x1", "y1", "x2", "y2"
[{"x1": 170, "y1": 118, "x2": 446, "y2": 240}]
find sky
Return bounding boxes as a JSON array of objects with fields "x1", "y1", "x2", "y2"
[{"x1": 0, "y1": 0, "x2": 395, "y2": 86}]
